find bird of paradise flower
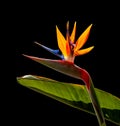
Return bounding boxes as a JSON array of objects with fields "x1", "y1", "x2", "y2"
[
  {"x1": 23, "y1": 21, "x2": 106, "y2": 126},
  {"x1": 34, "y1": 21, "x2": 94, "y2": 63}
]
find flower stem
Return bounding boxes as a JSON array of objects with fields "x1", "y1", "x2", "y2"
[{"x1": 87, "y1": 77, "x2": 106, "y2": 126}]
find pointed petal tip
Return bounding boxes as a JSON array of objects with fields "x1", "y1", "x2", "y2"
[
  {"x1": 22, "y1": 54, "x2": 35, "y2": 59},
  {"x1": 88, "y1": 46, "x2": 94, "y2": 52},
  {"x1": 22, "y1": 54, "x2": 28, "y2": 57},
  {"x1": 89, "y1": 24, "x2": 93, "y2": 29},
  {"x1": 91, "y1": 45, "x2": 94, "y2": 49},
  {"x1": 34, "y1": 41, "x2": 39, "y2": 44},
  {"x1": 88, "y1": 45, "x2": 94, "y2": 50},
  {"x1": 74, "y1": 46, "x2": 94, "y2": 56},
  {"x1": 22, "y1": 54, "x2": 31, "y2": 58},
  {"x1": 86, "y1": 45, "x2": 95, "y2": 51},
  {"x1": 66, "y1": 21, "x2": 69, "y2": 29},
  {"x1": 56, "y1": 25, "x2": 58, "y2": 30},
  {"x1": 34, "y1": 41, "x2": 42, "y2": 46},
  {"x1": 22, "y1": 54, "x2": 42, "y2": 63},
  {"x1": 56, "y1": 25, "x2": 61, "y2": 33},
  {"x1": 67, "y1": 20, "x2": 69, "y2": 24},
  {"x1": 86, "y1": 24, "x2": 93, "y2": 31}
]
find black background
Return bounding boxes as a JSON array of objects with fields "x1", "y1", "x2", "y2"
[{"x1": 15, "y1": 8, "x2": 120, "y2": 126}]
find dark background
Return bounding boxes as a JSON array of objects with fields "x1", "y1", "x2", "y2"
[{"x1": 15, "y1": 12, "x2": 120, "y2": 125}]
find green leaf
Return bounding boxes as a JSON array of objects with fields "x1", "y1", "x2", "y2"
[{"x1": 17, "y1": 75, "x2": 120, "y2": 125}]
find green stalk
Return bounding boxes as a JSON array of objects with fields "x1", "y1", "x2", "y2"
[
  {"x1": 88, "y1": 77, "x2": 106, "y2": 126},
  {"x1": 78, "y1": 67, "x2": 106, "y2": 126}
]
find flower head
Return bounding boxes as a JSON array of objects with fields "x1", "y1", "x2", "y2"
[
  {"x1": 35, "y1": 21, "x2": 94, "y2": 63},
  {"x1": 56, "y1": 21, "x2": 94, "y2": 62}
]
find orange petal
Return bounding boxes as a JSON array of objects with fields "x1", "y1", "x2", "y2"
[
  {"x1": 70, "y1": 21, "x2": 76, "y2": 43},
  {"x1": 74, "y1": 46, "x2": 94, "y2": 56},
  {"x1": 74, "y1": 24, "x2": 93, "y2": 52},
  {"x1": 66, "y1": 21, "x2": 70, "y2": 42},
  {"x1": 56, "y1": 26, "x2": 70, "y2": 58}
]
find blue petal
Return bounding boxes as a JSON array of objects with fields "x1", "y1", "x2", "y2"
[
  {"x1": 34, "y1": 42, "x2": 64, "y2": 60},
  {"x1": 52, "y1": 49, "x2": 59, "y2": 54}
]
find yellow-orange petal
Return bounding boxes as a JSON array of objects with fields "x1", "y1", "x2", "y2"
[
  {"x1": 56, "y1": 26, "x2": 70, "y2": 58},
  {"x1": 74, "y1": 24, "x2": 93, "y2": 52},
  {"x1": 74, "y1": 46, "x2": 94, "y2": 56},
  {"x1": 70, "y1": 21, "x2": 76, "y2": 43},
  {"x1": 66, "y1": 21, "x2": 70, "y2": 42}
]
